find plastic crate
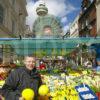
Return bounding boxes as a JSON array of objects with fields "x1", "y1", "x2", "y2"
[{"x1": 75, "y1": 84, "x2": 98, "y2": 100}]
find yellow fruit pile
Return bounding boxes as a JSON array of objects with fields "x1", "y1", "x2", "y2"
[
  {"x1": 50, "y1": 86, "x2": 79, "y2": 100},
  {"x1": 38, "y1": 85, "x2": 49, "y2": 96},
  {"x1": 22, "y1": 88, "x2": 34, "y2": 100}
]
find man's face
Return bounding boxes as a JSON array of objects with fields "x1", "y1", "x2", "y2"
[{"x1": 24, "y1": 57, "x2": 36, "y2": 70}]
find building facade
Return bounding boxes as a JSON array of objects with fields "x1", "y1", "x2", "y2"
[
  {"x1": 78, "y1": 0, "x2": 100, "y2": 66},
  {"x1": 96, "y1": 0, "x2": 100, "y2": 36},
  {"x1": 79, "y1": 0, "x2": 97, "y2": 37},
  {"x1": 69, "y1": 15, "x2": 79, "y2": 37},
  {"x1": 0, "y1": 0, "x2": 27, "y2": 64},
  {"x1": 0, "y1": 0, "x2": 27, "y2": 38},
  {"x1": 24, "y1": 25, "x2": 36, "y2": 38}
]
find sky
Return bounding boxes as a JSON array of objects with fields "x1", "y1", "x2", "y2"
[{"x1": 26, "y1": 0, "x2": 82, "y2": 34}]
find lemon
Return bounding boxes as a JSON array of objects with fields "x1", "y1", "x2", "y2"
[
  {"x1": 0, "y1": 80, "x2": 5, "y2": 85},
  {"x1": 22, "y1": 88, "x2": 34, "y2": 100},
  {"x1": 38, "y1": 85, "x2": 49, "y2": 96}
]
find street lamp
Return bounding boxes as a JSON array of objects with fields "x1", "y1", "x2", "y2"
[{"x1": 62, "y1": 31, "x2": 70, "y2": 39}]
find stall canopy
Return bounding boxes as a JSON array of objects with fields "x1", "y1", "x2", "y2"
[{"x1": 0, "y1": 37, "x2": 100, "y2": 55}]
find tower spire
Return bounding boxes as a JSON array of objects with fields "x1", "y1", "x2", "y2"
[{"x1": 39, "y1": 0, "x2": 45, "y2": 5}]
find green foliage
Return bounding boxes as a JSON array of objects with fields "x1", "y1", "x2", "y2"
[
  {"x1": 41, "y1": 50, "x2": 46, "y2": 56},
  {"x1": 52, "y1": 49, "x2": 57, "y2": 56},
  {"x1": 38, "y1": 69, "x2": 47, "y2": 74},
  {"x1": 77, "y1": 65, "x2": 84, "y2": 70},
  {"x1": 34, "y1": 50, "x2": 46, "y2": 58},
  {"x1": 87, "y1": 69, "x2": 92, "y2": 74},
  {"x1": 90, "y1": 86, "x2": 100, "y2": 93},
  {"x1": 53, "y1": 69, "x2": 60, "y2": 73}
]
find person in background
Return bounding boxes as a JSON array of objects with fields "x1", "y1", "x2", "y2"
[{"x1": 1, "y1": 55, "x2": 42, "y2": 100}]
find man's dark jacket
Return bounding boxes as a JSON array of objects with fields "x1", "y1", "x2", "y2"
[{"x1": 1, "y1": 67, "x2": 42, "y2": 100}]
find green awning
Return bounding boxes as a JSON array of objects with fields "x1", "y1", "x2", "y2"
[
  {"x1": 0, "y1": 37, "x2": 100, "y2": 55},
  {"x1": 0, "y1": 37, "x2": 100, "y2": 45}
]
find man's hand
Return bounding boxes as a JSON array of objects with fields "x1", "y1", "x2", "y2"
[
  {"x1": 19, "y1": 97, "x2": 24, "y2": 100},
  {"x1": 0, "y1": 95, "x2": 5, "y2": 100}
]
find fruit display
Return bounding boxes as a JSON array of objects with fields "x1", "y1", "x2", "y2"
[
  {"x1": 38, "y1": 85, "x2": 49, "y2": 96},
  {"x1": 0, "y1": 67, "x2": 10, "y2": 80},
  {"x1": 22, "y1": 88, "x2": 34, "y2": 100},
  {"x1": 40, "y1": 68, "x2": 100, "y2": 99},
  {"x1": 0, "y1": 80, "x2": 5, "y2": 88},
  {"x1": 50, "y1": 86, "x2": 79, "y2": 100},
  {"x1": 0, "y1": 64, "x2": 17, "y2": 89},
  {"x1": 0, "y1": 67, "x2": 9, "y2": 88},
  {"x1": 0, "y1": 64, "x2": 100, "y2": 99}
]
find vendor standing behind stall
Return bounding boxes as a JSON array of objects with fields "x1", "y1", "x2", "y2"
[{"x1": 1, "y1": 55, "x2": 42, "y2": 100}]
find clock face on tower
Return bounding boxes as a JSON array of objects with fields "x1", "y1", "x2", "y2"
[{"x1": 43, "y1": 26, "x2": 52, "y2": 36}]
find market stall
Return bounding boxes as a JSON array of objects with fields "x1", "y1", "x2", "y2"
[
  {"x1": 0, "y1": 38, "x2": 100, "y2": 100},
  {"x1": 39, "y1": 68, "x2": 100, "y2": 100}
]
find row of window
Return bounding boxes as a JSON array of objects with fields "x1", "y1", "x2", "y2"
[
  {"x1": 0, "y1": 4, "x2": 4, "y2": 24},
  {"x1": 0, "y1": 4, "x2": 15, "y2": 34},
  {"x1": 0, "y1": 0, "x2": 15, "y2": 24},
  {"x1": 0, "y1": 0, "x2": 26, "y2": 35}
]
